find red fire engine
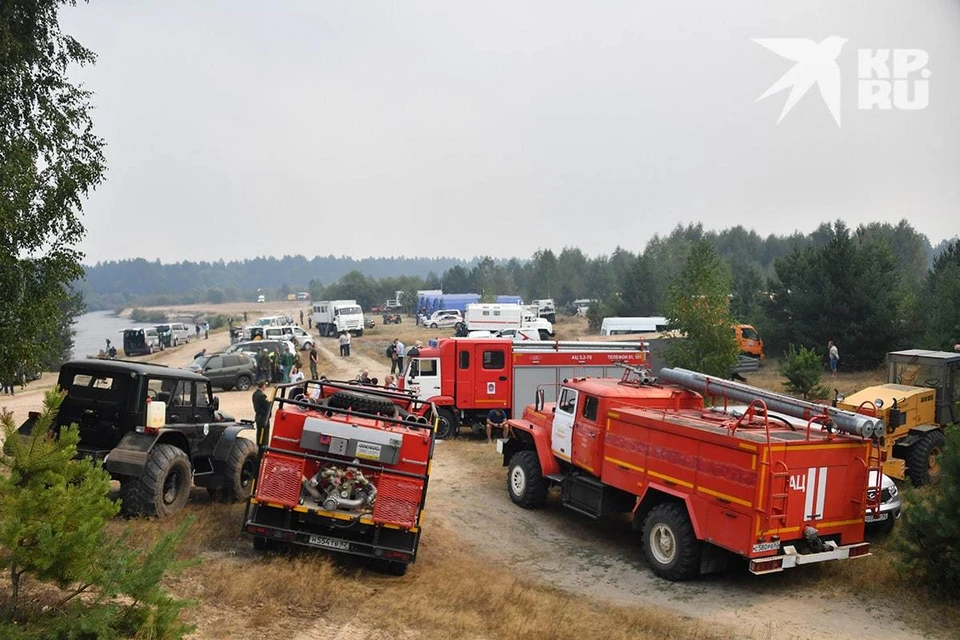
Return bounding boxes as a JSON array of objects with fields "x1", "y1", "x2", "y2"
[
  {"x1": 243, "y1": 380, "x2": 436, "y2": 575},
  {"x1": 498, "y1": 365, "x2": 884, "y2": 580},
  {"x1": 400, "y1": 338, "x2": 645, "y2": 439}
]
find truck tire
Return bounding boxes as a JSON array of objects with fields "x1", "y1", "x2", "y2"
[
  {"x1": 120, "y1": 444, "x2": 192, "y2": 517},
  {"x1": 235, "y1": 375, "x2": 252, "y2": 391},
  {"x1": 433, "y1": 407, "x2": 457, "y2": 439},
  {"x1": 905, "y1": 430, "x2": 946, "y2": 486},
  {"x1": 507, "y1": 450, "x2": 548, "y2": 508},
  {"x1": 356, "y1": 329, "x2": 363, "y2": 337},
  {"x1": 217, "y1": 438, "x2": 258, "y2": 502},
  {"x1": 642, "y1": 503, "x2": 701, "y2": 581}
]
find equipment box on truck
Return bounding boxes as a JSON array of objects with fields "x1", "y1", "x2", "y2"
[{"x1": 243, "y1": 380, "x2": 437, "y2": 575}]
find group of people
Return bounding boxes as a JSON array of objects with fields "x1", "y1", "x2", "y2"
[
  {"x1": 255, "y1": 344, "x2": 300, "y2": 384},
  {"x1": 385, "y1": 339, "x2": 422, "y2": 374}
]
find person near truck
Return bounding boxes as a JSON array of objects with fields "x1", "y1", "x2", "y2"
[
  {"x1": 308, "y1": 346, "x2": 319, "y2": 380},
  {"x1": 339, "y1": 331, "x2": 350, "y2": 357},
  {"x1": 387, "y1": 340, "x2": 398, "y2": 374},
  {"x1": 394, "y1": 339, "x2": 405, "y2": 373},
  {"x1": 486, "y1": 408, "x2": 510, "y2": 443},
  {"x1": 252, "y1": 380, "x2": 271, "y2": 443},
  {"x1": 256, "y1": 348, "x2": 271, "y2": 383}
]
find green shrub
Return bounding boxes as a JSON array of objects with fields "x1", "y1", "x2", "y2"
[
  {"x1": 0, "y1": 391, "x2": 195, "y2": 638},
  {"x1": 892, "y1": 429, "x2": 960, "y2": 593},
  {"x1": 130, "y1": 308, "x2": 167, "y2": 324},
  {"x1": 779, "y1": 344, "x2": 830, "y2": 400}
]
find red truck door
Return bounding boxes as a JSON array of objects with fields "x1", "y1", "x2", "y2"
[
  {"x1": 571, "y1": 394, "x2": 603, "y2": 474},
  {"x1": 461, "y1": 342, "x2": 510, "y2": 411}
]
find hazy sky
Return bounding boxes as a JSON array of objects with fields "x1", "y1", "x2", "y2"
[{"x1": 61, "y1": 1, "x2": 960, "y2": 264}]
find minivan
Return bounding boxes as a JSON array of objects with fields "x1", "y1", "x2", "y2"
[{"x1": 120, "y1": 327, "x2": 159, "y2": 356}]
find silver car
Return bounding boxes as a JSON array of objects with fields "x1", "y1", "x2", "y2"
[{"x1": 865, "y1": 469, "x2": 901, "y2": 533}]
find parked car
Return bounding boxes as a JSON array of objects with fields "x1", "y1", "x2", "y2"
[
  {"x1": 120, "y1": 327, "x2": 159, "y2": 356},
  {"x1": 187, "y1": 352, "x2": 256, "y2": 391},
  {"x1": 365, "y1": 315, "x2": 377, "y2": 329},
  {"x1": 156, "y1": 322, "x2": 191, "y2": 347},
  {"x1": 225, "y1": 339, "x2": 296, "y2": 360},
  {"x1": 426, "y1": 310, "x2": 462, "y2": 329},
  {"x1": 865, "y1": 469, "x2": 901, "y2": 533}
]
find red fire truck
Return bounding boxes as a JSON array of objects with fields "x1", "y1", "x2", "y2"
[
  {"x1": 400, "y1": 338, "x2": 645, "y2": 439},
  {"x1": 243, "y1": 380, "x2": 436, "y2": 575},
  {"x1": 498, "y1": 366, "x2": 885, "y2": 580}
]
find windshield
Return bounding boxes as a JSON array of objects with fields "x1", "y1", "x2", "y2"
[
  {"x1": 891, "y1": 362, "x2": 945, "y2": 388},
  {"x1": 156, "y1": 324, "x2": 171, "y2": 332},
  {"x1": 335, "y1": 306, "x2": 362, "y2": 316},
  {"x1": 193, "y1": 355, "x2": 211, "y2": 368},
  {"x1": 740, "y1": 327, "x2": 759, "y2": 341}
]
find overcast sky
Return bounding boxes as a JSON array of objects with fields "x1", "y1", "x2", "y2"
[{"x1": 61, "y1": 1, "x2": 960, "y2": 265}]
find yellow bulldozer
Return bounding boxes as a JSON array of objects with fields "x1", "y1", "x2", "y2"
[{"x1": 837, "y1": 349, "x2": 960, "y2": 486}]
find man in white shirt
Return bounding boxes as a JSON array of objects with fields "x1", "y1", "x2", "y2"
[{"x1": 395, "y1": 339, "x2": 406, "y2": 373}]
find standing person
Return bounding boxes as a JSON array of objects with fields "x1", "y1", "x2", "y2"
[
  {"x1": 339, "y1": 331, "x2": 348, "y2": 357},
  {"x1": 308, "y1": 345, "x2": 319, "y2": 380},
  {"x1": 289, "y1": 365, "x2": 304, "y2": 384},
  {"x1": 387, "y1": 340, "x2": 398, "y2": 374},
  {"x1": 256, "y1": 348, "x2": 270, "y2": 382},
  {"x1": 308, "y1": 316, "x2": 312, "y2": 330},
  {"x1": 243, "y1": 311, "x2": 248, "y2": 322},
  {"x1": 395, "y1": 339, "x2": 405, "y2": 374},
  {"x1": 280, "y1": 345, "x2": 295, "y2": 383},
  {"x1": 203, "y1": 321, "x2": 209, "y2": 340},
  {"x1": 486, "y1": 407, "x2": 509, "y2": 444},
  {"x1": 195, "y1": 323, "x2": 201, "y2": 340},
  {"x1": 252, "y1": 380, "x2": 271, "y2": 444},
  {"x1": 299, "y1": 310, "x2": 304, "y2": 326},
  {"x1": 828, "y1": 340, "x2": 840, "y2": 377}
]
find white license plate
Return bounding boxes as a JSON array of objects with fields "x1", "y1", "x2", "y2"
[
  {"x1": 865, "y1": 512, "x2": 889, "y2": 523},
  {"x1": 308, "y1": 535, "x2": 350, "y2": 550}
]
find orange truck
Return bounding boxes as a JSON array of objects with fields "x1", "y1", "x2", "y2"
[
  {"x1": 735, "y1": 324, "x2": 764, "y2": 359},
  {"x1": 400, "y1": 338, "x2": 646, "y2": 439},
  {"x1": 243, "y1": 381, "x2": 436, "y2": 575},
  {"x1": 498, "y1": 366, "x2": 884, "y2": 579}
]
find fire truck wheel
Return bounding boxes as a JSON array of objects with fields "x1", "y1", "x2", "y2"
[
  {"x1": 507, "y1": 450, "x2": 548, "y2": 508},
  {"x1": 387, "y1": 561, "x2": 408, "y2": 576},
  {"x1": 642, "y1": 503, "x2": 701, "y2": 581},
  {"x1": 218, "y1": 438, "x2": 258, "y2": 502},
  {"x1": 905, "y1": 430, "x2": 946, "y2": 486},
  {"x1": 434, "y1": 408, "x2": 457, "y2": 439},
  {"x1": 122, "y1": 444, "x2": 192, "y2": 517}
]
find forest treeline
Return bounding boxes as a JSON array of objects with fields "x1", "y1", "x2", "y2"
[{"x1": 80, "y1": 220, "x2": 959, "y2": 370}]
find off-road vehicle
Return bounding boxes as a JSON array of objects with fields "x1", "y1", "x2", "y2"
[{"x1": 17, "y1": 359, "x2": 257, "y2": 517}]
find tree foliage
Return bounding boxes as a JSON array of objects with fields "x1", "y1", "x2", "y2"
[
  {"x1": 778, "y1": 344, "x2": 829, "y2": 400},
  {"x1": 921, "y1": 240, "x2": 960, "y2": 351},
  {"x1": 1, "y1": 0, "x2": 106, "y2": 382},
  {"x1": 0, "y1": 391, "x2": 194, "y2": 638},
  {"x1": 893, "y1": 428, "x2": 960, "y2": 593},
  {"x1": 662, "y1": 241, "x2": 739, "y2": 377}
]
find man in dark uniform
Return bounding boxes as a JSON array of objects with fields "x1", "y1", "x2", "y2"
[{"x1": 252, "y1": 380, "x2": 271, "y2": 445}]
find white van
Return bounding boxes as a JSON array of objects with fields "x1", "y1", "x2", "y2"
[
  {"x1": 464, "y1": 303, "x2": 522, "y2": 332},
  {"x1": 262, "y1": 325, "x2": 315, "y2": 349},
  {"x1": 600, "y1": 316, "x2": 669, "y2": 336}
]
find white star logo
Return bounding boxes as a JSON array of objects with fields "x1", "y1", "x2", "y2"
[{"x1": 754, "y1": 37, "x2": 848, "y2": 127}]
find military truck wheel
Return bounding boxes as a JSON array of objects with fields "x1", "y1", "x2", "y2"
[
  {"x1": 386, "y1": 561, "x2": 408, "y2": 576},
  {"x1": 507, "y1": 450, "x2": 548, "y2": 508},
  {"x1": 906, "y1": 430, "x2": 946, "y2": 486},
  {"x1": 356, "y1": 329, "x2": 363, "y2": 337},
  {"x1": 235, "y1": 375, "x2": 253, "y2": 391},
  {"x1": 127, "y1": 444, "x2": 192, "y2": 517},
  {"x1": 642, "y1": 503, "x2": 701, "y2": 581},
  {"x1": 433, "y1": 408, "x2": 457, "y2": 439},
  {"x1": 219, "y1": 438, "x2": 258, "y2": 502}
]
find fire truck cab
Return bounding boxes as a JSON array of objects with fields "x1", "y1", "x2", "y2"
[
  {"x1": 498, "y1": 366, "x2": 883, "y2": 580},
  {"x1": 401, "y1": 338, "x2": 645, "y2": 439}
]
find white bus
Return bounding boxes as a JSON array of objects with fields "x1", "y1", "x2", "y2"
[{"x1": 600, "y1": 316, "x2": 669, "y2": 336}]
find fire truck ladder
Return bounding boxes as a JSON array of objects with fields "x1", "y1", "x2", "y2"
[{"x1": 727, "y1": 400, "x2": 791, "y2": 532}]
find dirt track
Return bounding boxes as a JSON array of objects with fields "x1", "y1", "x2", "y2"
[{"x1": 0, "y1": 317, "x2": 938, "y2": 640}]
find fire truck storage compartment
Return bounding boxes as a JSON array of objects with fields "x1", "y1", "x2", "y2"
[
  {"x1": 512, "y1": 364, "x2": 638, "y2": 407},
  {"x1": 300, "y1": 416, "x2": 403, "y2": 465}
]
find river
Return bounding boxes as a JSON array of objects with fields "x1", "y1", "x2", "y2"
[{"x1": 71, "y1": 310, "x2": 134, "y2": 358}]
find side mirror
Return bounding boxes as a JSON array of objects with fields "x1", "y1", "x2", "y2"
[{"x1": 212, "y1": 397, "x2": 220, "y2": 411}]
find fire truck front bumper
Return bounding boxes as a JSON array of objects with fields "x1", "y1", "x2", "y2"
[{"x1": 749, "y1": 541, "x2": 871, "y2": 575}]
